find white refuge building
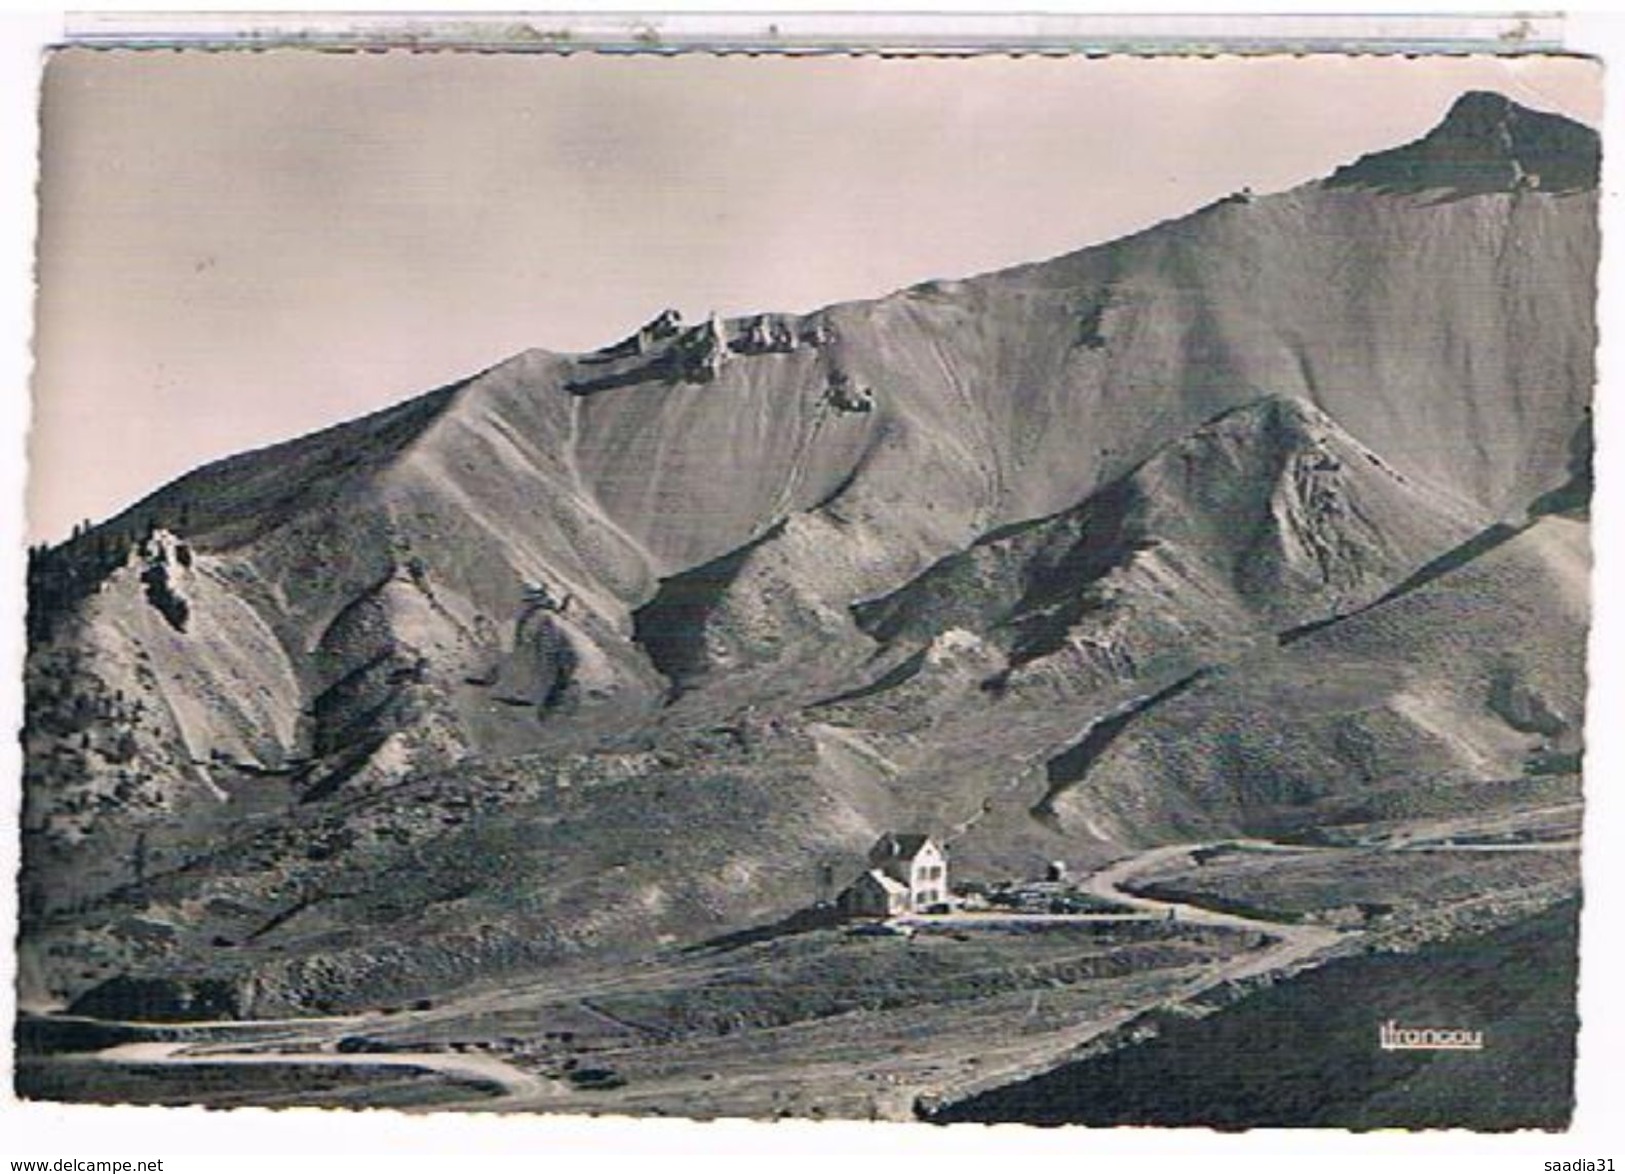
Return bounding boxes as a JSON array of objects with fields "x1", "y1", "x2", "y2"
[{"x1": 837, "y1": 833, "x2": 949, "y2": 918}]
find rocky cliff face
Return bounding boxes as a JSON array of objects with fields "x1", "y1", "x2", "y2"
[{"x1": 21, "y1": 93, "x2": 1598, "y2": 1012}]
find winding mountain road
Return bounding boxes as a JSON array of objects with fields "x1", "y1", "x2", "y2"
[
  {"x1": 906, "y1": 841, "x2": 1349, "y2": 1112},
  {"x1": 65, "y1": 839, "x2": 1351, "y2": 1117},
  {"x1": 88, "y1": 1035, "x2": 562, "y2": 1109}
]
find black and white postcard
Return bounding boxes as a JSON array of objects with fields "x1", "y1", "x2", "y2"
[{"x1": 10, "y1": 31, "x2": 1609, "y2": 1142}]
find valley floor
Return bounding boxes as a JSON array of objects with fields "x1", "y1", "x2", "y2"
[{"x1": 17, "y1": 804, "x2": 1580, "y2": 1125}]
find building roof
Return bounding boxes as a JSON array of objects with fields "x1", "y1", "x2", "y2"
[
  {"x1": 849, "y1": 868, "x2": 910, "y2": 897},
  {"x1": 869, "y1": 833, "x2": 937, "y2": 866}
]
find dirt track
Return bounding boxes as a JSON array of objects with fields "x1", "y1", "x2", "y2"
[
  {"x1": 63, "y1": 839, "x2": 1353, "y2": 1117},
  {"x1": 906, "y1": 842, "x2": 1348, "y2": 1109},
  {"x1": 88, "y1": 1037, "x2": 562, "y2": 1107}
]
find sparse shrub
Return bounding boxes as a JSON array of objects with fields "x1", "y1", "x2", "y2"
[
  {"x1": 106, "y1": 730, "x2": 138, "y2": 765},
  {"x1": 568, "y1": 1067, "x2": 626, "y2": 1090},
  {"x1": 1526, "y1": 749, "x2": 1582, "y2": 776}
]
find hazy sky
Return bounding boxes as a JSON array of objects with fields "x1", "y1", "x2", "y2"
[{"x1": 29, "y1": 50, "x2": 1600, "y2": 543}]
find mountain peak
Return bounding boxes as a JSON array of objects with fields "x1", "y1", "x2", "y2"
[
  {"x1": 1327, "y1": 89, "x2": 1599, "y2": 196},
  {"x1": 1443, "y1": 88, "x2": 1520, "y2": 125}
]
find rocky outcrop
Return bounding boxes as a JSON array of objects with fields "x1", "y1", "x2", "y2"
[
  {"x1": 21, "y1": 95, "x2": 1598, "y2": 1008},
  {"x1": 1328, "y1": 90, "x2": 1600, "y2": 195}
]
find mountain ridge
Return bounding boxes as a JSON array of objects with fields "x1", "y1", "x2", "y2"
[{"x1": 20, "y1": 92, "x2": 1598, "y2": 1014}]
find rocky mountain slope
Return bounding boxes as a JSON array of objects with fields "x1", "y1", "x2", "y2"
[{"x1": 20, "y1": 91, "x2": 1597, "y2": 1013}]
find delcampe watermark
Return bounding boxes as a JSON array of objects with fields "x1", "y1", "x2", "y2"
[{"x1": 1377, "y1": 1020, "x2": 1485, "y2": 1052}]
